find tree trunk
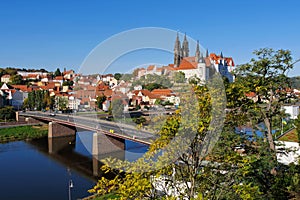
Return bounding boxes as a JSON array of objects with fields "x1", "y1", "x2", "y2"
[{"x1": 264, "y1": 117, "x2": 275, "y2": 151}]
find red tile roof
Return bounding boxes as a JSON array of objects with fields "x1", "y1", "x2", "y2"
[
  {"x1": 11, "y1": 85, "x2": 29, "y2": 92},
  {"x1": 63, "y1": 70, "x2": 74, "y2": 75},
  {"x1": 151, "y1": 89, "x2": 174, "y2": 96},
  {"x1": 1, "y1": 74, "x2": 11, "y2": 78},
  {"x1": 132, "y1": 89, "x2": 160, "y2": 99},
  {"x1": 96, "y1": 89, "x2": 112, "y2": 97},
  {"x1": 54, "y1": 76, "x2": 64, "y2": 80},
  {"x1": 175, "y1": 57, "x2": 197, "y2": 70},
  {"x1": 245, "y1": 92, "x2": 256, "y2": 97},
  {"x1": 147, "y1": 65, "x2": 155, "y2": 71},
  {"x1": 209, "y1": 53, "x2": 235, "y2": 66}
]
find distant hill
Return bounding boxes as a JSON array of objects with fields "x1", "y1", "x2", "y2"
[
  {"x1": 0, "y1": 67, "x2": 49, "y2": 77},
  {"x1": 290, "y1": 76, "x2": 300, "y2": 89}
]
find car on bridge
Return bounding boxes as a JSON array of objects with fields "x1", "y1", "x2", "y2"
[{"x1": 49, "y1": 112, "x2": 56, "y2": 116}]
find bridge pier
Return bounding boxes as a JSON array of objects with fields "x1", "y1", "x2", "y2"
[
  {"x1": 48, "y1": 122, "x2": 76, "y2": 138},
  {"x1": 92, "y1": 132, "x2": 125, "y2": 156}
]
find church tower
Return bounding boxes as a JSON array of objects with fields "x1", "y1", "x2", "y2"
[
  {"x1": 195, "y1": 40, "x2": 200, "y2": 63},
  {"x1": 174, "y1": 33, "x2": 182, "y2": 67},
  {"x1": 182, "y1": 33, "x2": 189, "y2": 58}
]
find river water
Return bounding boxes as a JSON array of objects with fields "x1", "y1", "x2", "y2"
[{"x1": 0, "y1": 131, "x2": 148, "y2": 200}]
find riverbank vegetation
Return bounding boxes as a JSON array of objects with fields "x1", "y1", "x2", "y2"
[
  {"x1": 0, "y1": 106, "x2": 15, "y2": 122},
  {"x1": 0, "y1": 125, "x2": 48, "y2": 143}
]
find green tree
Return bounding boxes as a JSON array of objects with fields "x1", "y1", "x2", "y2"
[
  {"x1": 96, "y1": 95, "x2": 107, "y2": 110},
  {"x1": 23, "y1": 98, "x2": 29, "y2": 110},
  {"x1": 42, "y1": 91, "x2": 51, "y2": 109},
  {"x1": 62, "y1": 80, "x2": 74, "y2": 87},
  {"x1": 111, "y1": 98, "x2": 124, "y2": 119},
  {"x1": 234, "y1": 48, "x2": 294, "y2": 151},
  {"x1": 56, "y1": 96, "x2": 68, "y2": 110},
  {"x1": 173, "y1": 71, "x2": 186, "y2": 83},
  {"x1": 114, "y1": 73, "x2": 122, "y2": 81},
  {"x1": 5, "y1": 67, "x2": 17, "y2": 75},
  {"x1": 143, "y1": 83, "x2": 166, "y2": 91},
  {"x1": 54, "y1": 68, "x2": 61, "y2": 77},
  {"x1": 9, "y1": 74, "x2": 23, "y2": 85},
  {"x1": 0, "y1": 106, "x2": 15, "y2": 121},
  {"x1": 120, "y1": 74, "x2": 133, "y2": 82}
]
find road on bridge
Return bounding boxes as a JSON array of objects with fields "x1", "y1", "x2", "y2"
[{"x1": 20, "y1": 111, "x2": 158, "y2": 145}]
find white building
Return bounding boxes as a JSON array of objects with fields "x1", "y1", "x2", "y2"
[
  {"x1": 68, "y1": 96, "x2": 81, "y2": 110},
  {"x1": 276, "y1": 141, "x2": 300, "y2": 165},
  {"x1": 283, "y1": 105, "x2": 299, "y2": 119}
]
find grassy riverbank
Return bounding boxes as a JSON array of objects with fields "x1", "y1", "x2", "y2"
[{"x1": 0, "y1": 125, "x2": 48, "y2": 143}]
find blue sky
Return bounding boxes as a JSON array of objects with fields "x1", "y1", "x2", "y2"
[{"x1": 1, "y1": 0, "x2": 300, "y2": 76}]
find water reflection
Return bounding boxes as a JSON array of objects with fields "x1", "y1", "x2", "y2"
[{"x1": 0, "y1": 131, "x2": 149, "y2": 200}]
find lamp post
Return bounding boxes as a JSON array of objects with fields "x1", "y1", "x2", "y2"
[{"x1": 68, "y1": 179, "x2": 74, "y2": 200}]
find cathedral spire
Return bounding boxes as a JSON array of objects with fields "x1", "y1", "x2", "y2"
[
  {"x1": 206, "y1": 49, "x2": 209, "y2": 58},
  {"x1": 220, "y1": 51, "x2": 223, "y2": 58},
  {"x1": 174, "y1": 32, "x2": 182, "y2": 67},
  {"x1": 195, "y1": 40, "x2": 200, "y2": 63},
  {"x1": 182, "y1": 33, "x2": 189, "y2": 58}
]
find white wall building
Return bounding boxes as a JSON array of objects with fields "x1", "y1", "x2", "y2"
[
  {"x1": 283, "y1": 105, "x2": 299, "y2": 119},
  {"x1": 68, "y1": 96, "x2": 80, "y2": 110},
  {"x1": 276, "y1": 141, "x2": 300, "y2": 165}
]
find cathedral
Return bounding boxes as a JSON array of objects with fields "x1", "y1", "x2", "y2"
[{"x1": 173, "y1": 33, "x2": 234, "y2": 82}]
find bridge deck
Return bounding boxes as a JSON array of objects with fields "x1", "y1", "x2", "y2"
[{"x1": 19, "y1": 112, "x2": 156, "y2": 145}]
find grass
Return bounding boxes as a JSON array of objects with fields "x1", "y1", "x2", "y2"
[{"x1": 0, "y1": 125, "x2": 48, "y2": 143}]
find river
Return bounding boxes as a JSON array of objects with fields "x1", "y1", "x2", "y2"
[{"x1": 0, "y1": 131, "x2": 148, "y2": 200}]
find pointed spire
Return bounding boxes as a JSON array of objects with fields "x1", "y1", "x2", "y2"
[
  {"x1": 206, "y1": 49, "x2": 209, "y2": 58},
  {"x1": 176, "y1": 32, "x2": 180, "y2": 42},
  {"x1": 182, "y1": 32, "x2": 189, "y2": 57},
  {"x1": 196, "y1": 40, "x2": 200, "y2": 52},
  {"x1": 195, "y1": 40, "x2": 200, "y2": 63},
  {"x1": 174, "y1": 32, "x2": 182, "y2": 67},
  {"x1": 220, "y1": 51, "x2": 223, "y2": 58}
]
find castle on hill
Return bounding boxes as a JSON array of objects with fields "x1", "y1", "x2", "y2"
[
  {"x1": 137, "y1": 33, "x2": 235, "y2": 83},
  {"x1": 173, "y1": 32, "x2": 234, "y2": 82}
]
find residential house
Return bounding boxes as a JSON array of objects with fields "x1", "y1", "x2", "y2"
[
  {"x1": 1, "y1": 74, "x2": 11, "y2": 83},
  {"x1": 0, "y1": 83, "x2": 14, "y2": 106},
  {"x1": 112, "y1": 80, "x2": 132, "y2": 94},
  {"x1": 63, "y1": 69, "x2": 75, "y2": 80},
  {"x1": 151, "y1": 89, "x2": 180, "y2": 105},
  {"x1": 127, "y1": 89, "x2": 160, "y2": 107},
  {"x1": 11, "y1": 90, "x2": 28, "y2": 110},
  {"x1": 53, "y1": 76, "x2": 64, "y2": 85},
  {"x1": 68, "y1": 95, "x2": 81, "y2": 110}
]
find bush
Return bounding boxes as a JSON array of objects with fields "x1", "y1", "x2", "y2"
[{"x1": 0, "y1": 106, "x2": 15, "y2": 121}]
